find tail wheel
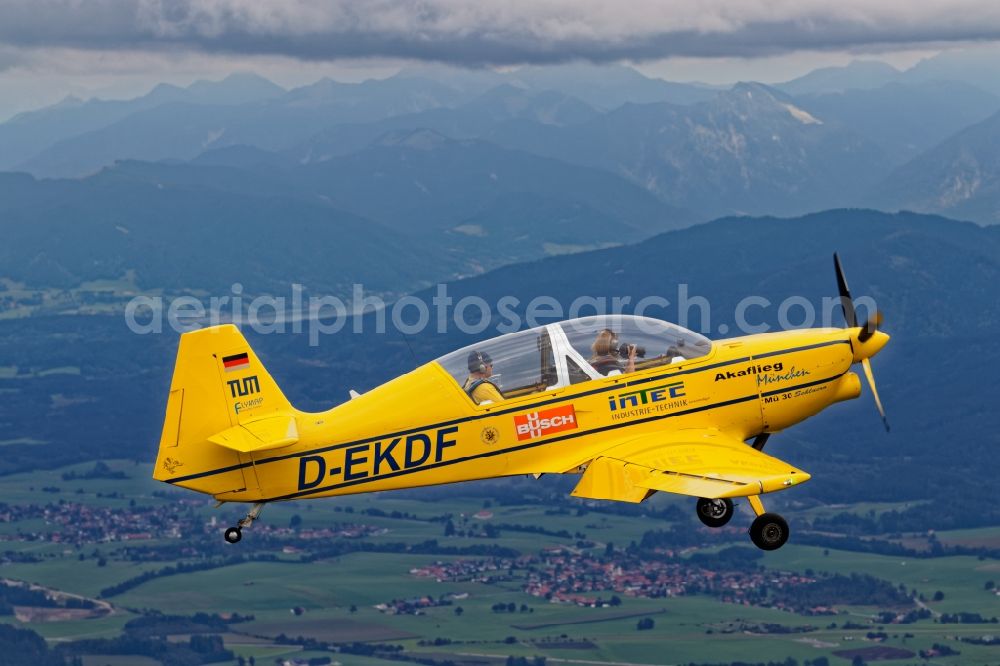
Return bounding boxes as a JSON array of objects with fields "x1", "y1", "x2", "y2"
[
  {"x1": 224, "y1": 527, "x2": 242, "y2": 544},
  {"x1": 696, "y1": 497, "x2": 734, "y2": 528},
  {"x1": 749, "y1": 513, "x2": 789, "y2": 550}
]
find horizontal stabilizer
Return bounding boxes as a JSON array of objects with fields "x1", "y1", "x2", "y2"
[{"x1": 208, "y1": 414, "x2": 299, "y2": 454}]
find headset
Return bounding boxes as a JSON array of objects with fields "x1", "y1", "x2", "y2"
[{"x1": 468, "y1": 350, "x2": 492, "y2": 374}]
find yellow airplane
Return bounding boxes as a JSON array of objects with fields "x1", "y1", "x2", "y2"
[{"x1": 153, "y1": 255, "x2": 888, "y2": 550}]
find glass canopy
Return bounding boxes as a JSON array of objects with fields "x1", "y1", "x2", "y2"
[{"x1": 435, "y1": 315, "x2": 712, "y2": 404}]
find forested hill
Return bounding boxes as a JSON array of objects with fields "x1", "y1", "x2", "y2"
[
  {"x1": 381, "y1": 209, "x2": 1000, "y2": 509},
  {"x1": 1, "y1": 209, "x2": 998, "y2": 521}
]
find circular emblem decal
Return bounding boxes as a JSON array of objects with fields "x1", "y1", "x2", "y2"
[{"x1": 481, "y1": 426, "x2": 500, "y2": 445}]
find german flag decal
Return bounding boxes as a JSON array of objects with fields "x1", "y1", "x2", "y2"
[{"x1": 222, "y1": 352, "x2": 250, "y2": 372}]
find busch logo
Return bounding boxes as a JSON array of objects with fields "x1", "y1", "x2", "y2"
[{"x1": 514, "y1": 405, "x2": 577, "y2": 441}]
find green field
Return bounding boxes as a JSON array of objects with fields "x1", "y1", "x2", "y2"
[
  {"x1": 938, "y1": 525, "x2": 1000, "y2": 549},
  {"x1": 80, "y1": 656, "x2": 160, "y2": 666},
  {"x1": 1, "y1": 460, "x2": 998, "y2": 665},
  {"x1": 768, "y1": 544, "x2": 1000, "y2": 615}
]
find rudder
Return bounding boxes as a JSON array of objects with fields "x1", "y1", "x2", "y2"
[{"x1": 153, "y1": 324, "x2": 295, "y2": 496}]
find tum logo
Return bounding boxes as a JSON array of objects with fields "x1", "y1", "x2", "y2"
[{"x1": 227, "y1": 375, "x2": 260, "y2": 398}]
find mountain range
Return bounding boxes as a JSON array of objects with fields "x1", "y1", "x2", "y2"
[
  {"x1": 484, "y1": 82, "x2": 889, "y2": 217},
  {"x1": 870, "y1": 109, "x2": 1000, "y2": 224},
  {"x1": 0, "y1": 132, "x2": 692, "y2": 296},
  {"x1": 0, "y1": 73, "x2": 286, "y2": 173},
  {"x1": 4, "y1": 59, "x2": 1000, "y2": 223}
]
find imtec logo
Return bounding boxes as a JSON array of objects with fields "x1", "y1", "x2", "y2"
[
  {"x1": 514, "y1": 405, "x2": 577, "y2": 441},
  {"x1": 608, "y1": 381, "x2": 685, "y2": 411}
]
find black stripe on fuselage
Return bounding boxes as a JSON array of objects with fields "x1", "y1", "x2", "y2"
[
  {"x1": 165, "y1": 338, "x2": 850, "y2": 486},
  {"x1": 266, "y1": 369, "x2": 849, "y2": 501}
]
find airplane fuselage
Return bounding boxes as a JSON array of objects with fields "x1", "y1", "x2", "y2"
[{"x1": 156, "y1": 327, "x2": 867, "y2": 503}]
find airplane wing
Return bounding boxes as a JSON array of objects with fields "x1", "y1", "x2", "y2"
[{"x1": 570, "y1": 428, "x2": 810, "y2": 503}]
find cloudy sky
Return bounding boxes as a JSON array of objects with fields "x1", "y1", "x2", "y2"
[{"x1": 2, "y1": 0, "x2": 1000, "y2": 119}]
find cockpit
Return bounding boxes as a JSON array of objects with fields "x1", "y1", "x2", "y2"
[{"x1": 435, "y1": 315, "x2": 713, "y2": 405}]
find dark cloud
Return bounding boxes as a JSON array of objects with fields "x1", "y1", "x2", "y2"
[{"x1": 2, "y1": 1, "x2": 1000, "y2": 65}]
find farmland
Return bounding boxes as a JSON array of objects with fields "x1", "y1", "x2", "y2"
[{"x1": 1, "y1": 459, "x2": 998, "y2": 665}]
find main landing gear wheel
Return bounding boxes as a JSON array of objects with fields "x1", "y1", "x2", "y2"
[
  {"x1": 749, "y1": 512, "x2": 789, "y2": 551},
  {"x1": 223, "y1": 527, "x2": 242, "y2": 544},
  {"x1": 696, "y1": 497, "x2": 734, "y2": 528}
]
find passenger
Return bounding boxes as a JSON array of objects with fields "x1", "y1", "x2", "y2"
[
  {"x1": 590, "y1": 329, "x2": 636, "y2": 376},
  {"x1": 463, "y1": 350, "x2": 504, "y2": 404}
]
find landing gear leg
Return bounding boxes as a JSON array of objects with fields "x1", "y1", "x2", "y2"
[
  {"x1": 746, "y1": 495, "x2": 789, "y2": 551},
  {"x1": 696, "y1": 497, "x2": 734, "y2": 528},
  {"x1": 224, "y1": 502, "x2": 266, "y2": 544}
]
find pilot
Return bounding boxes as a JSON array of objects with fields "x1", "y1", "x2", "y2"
[
  {"x1": 463, "y1": 350, "x2": 504, "y2": 404},
  {"x1": 590, "y1": 329, "x2": 637, "y2": 376}
]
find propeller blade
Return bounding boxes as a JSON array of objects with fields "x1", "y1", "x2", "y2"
[
  {"x1": 861, "y1": 358, "x2": 890, "y2": 433},
  {"x1": 833, "y1": 252, "x2": 857, "y2": 328},
  {"x1": 858, "y1": 311, "x2": 884, "y2": 343}
]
